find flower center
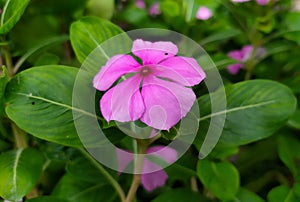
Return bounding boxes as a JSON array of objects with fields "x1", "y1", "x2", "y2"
[{"x1": 138, "y1": 66, "x2": 153, "y2": 77}]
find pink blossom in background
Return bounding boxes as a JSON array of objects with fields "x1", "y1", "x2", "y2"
[
  {"x1": 227, "y1": 45, "x2": 253, "y2": 74},
  {"x1": 149, "y1": 3, "x2": 160, "y2": 16},
  {"x1": 135, "y1": 0, "x2": 146, "y2": 9},
  {"x1": 227, "y1": 45, "x2": 266, "y2": 74},
  {"x1": 256, "y1": 0, "x2": 269, "y2": 5},
  {"x1": 93, "y1": 39, "x2": 205, "y2": 130},
  {"x1": 196, "y1": 6, "x2": 213, "y2": 20},
  {"x1": 117, "y1": 146, "x2": 177, "y2": 191}
]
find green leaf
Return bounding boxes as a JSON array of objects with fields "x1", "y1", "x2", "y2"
[
  {"x1": 267, "y1": 185, "x2": 300, "y2": 202},
  {"x1": 0, "y1": 0, "x2": 30, "y2": 34},
  {"x1": 283, "y1": 12, "x2": 300, "y2": 45},
  {"x1": 278, "y1": 134, "x2": 300, "y2": 179},
  {"x1": 5, "y1": 65, "x2": 84, "y2": 147},
  {"x1": 152, "y1": 188, "x2": 206, "y2": 202},
  {"x1": 0, "y1": 148, "x2": 44, "y2": 201},
  {"x1": 287, "y1": 110, "x2": 300, "y2": 130},
  {"x1": 196, "y1": 80, "x2": 297, "y2": 148},
  {"x1": 26, "y1": 196, "x2": 70, "y2": 202},
  {"x1": 233, "y1": 188, "x2": 264, "y2": 202},
  {"x1": 197, "y1": 159, "x2": 240, "y2": 201},
  {"x1": 70, "y1": 16, "x2": 129, "y2": 74},
  {"x1": 66, "y1": 156, "x2": 110, "y2": 183},
  {"x1": 52, "y1": 173, "x2": 116, "y2": 202},
  {"x1": 0, "y1": 66, "x2": 8, "y2": 116}
]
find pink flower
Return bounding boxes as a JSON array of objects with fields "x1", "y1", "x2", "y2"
[
  {"x1": 149, "y1": 3, "x2": 160, "y2": 16},
  {"x1": 135, "y1": 0, "x2": 146, "y2": 9},
  {"x1": 196, "y1": 6, "x2": 213, "y2": 20},
  {"x1": 227, "y1": 45, "x2": 266, "y2": 74},
  {"x1": 93, "y1": 39, "x2": 205, "y2": 130},
  {"x1": 256, "y1": 0, "x2": 269, "y2": 5},
  {"x1": 227, "y1": 45, "x2": 253, "y2": 74},
  {"x1": 117, "y1": 146, "x2": 177, "y2": 191}
]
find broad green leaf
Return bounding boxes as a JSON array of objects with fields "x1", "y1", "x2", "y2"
[
  {"x1": 0, "y1": 0, "x2": 30, "y2": 34},
  {"x1": 66, "y1": 156, "x2": 110, "y2": 183},
  {"x1": 70, "y1": 16, "x2": 130, "y2": 74},
  {"x1": 5, "y1": 65, "x2": 83, "y2": 147},
  {"x1": 196, "y1": 80, "x2": 297, "y2": 147},
  {"x1": 200, "y1": 29, "x2": 241, "y2": 46},
  {"x1": 86, "y1": 0, "x2": 115, "y2": 19},
  {"x1": 152, "y1": 188, "x2": 206, "y2": 202},
  {"x1": 233, "y1": 188, "x2": 264, "y2": 202},
  {"x1": 52, "y1": 173, "x2": 116, "y2": 202},
  {"x1": 0, "y1": 66, "x2": 8, "y2": 116},
  {"x1": 283, "y1": 12, "x2": 300, "y2": 45},
  {"x1": 26, "y1": 196, "x2": 70, "y2": 202},
  {"x1": 267, "y1": 185, "x2": 300, "y2": 202},
  {"x1": 278, "y1": 135, "x2": 300, "y2": 179},
  {"x1": 197, "y1": 159, "x2": 240, "y2": 201},
  {"x1": 0, "y1": 148, "x2": 44, "y2": 201},
  {"x1": 287, "y1": 110, "x2": 300, "y2": 130}
]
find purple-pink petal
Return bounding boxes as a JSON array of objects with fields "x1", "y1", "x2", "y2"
[
  {"x1": 256, "y1": 0, "x2": 269, "y2": 5},
  {"x1": 146, "y1": 146, "x2": 177, "y2": 165},
  {"x1": 241, "y1": 45, "x2": 253, "y2": 61},
  {"x1": 227, "y1": 50, "x2": 243, "y2": 61},
  {"x1": 231, "y1": 0, "x2": 250, "y2": 2},
  {"x1": 196, "y1": 6, "x2": 213, "y2": 20},
  {"x1": 132, "y1": 39, "x2": 178, "y2": 65},
  {"x1": 158, "y1": 56, "x2": 206, "y2": 86},
  {"x1": 227, "y1": 63, "x2": 243, "y2": 75},
  {"x1": 93, "y1": 54, "x2": 140, "y2": 91},
  {"x1": 135, "y1": 0, "x2": 146, "y2": 8},
  {"x1": 100, "y1": 76, "x2": 145, "y2": 122},
  {"x1": 141, "y1": 159, "x2": 168, "y2": 191},
  {"x1": 116, "y1": 149, "x2": 134, "y2": 174},
  {"x1": 148, "y1": 3, "x2": 161, "y2": 16},
  {"x1": 140, "y1": 76, "x2": 196, "y2": 130}
]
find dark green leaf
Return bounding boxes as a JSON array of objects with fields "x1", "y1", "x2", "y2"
[
  {"x1": 26, "y1": 196, "x2": 70, "y2": 202},
  {"x1": 278, "y1": 134, "x2": 300, "y2": 179},
  {"x1": 233, "y1": 188, "x2": 264, "y2": 202},
  {"x1": 5, "y1": 65, "x2": 83, "y2": 146},
  {"x1": 287, "y1": 110, "x2": 300, "y2": 130},
  {"x1": 197, "y1": 159, "x2": 239, "y2": 201},
  {"x1": 0, "y1": 0, "x2": 30, "y2": 34},
  {"x1": 52, "y1": 173, "x2": 116, "y2": 202},
  {"x1": 267, "y1": 185, "x2": 300, "y2": 202},
  {"x1": 152, "y1": 188, "x2": 206, "y2": 202},
  {"x1": 196, "y1": 80, "x2": 297, "y2": 148},
  {"x1": 0, "y1": 148, "x2": 44, "y2": 201}
]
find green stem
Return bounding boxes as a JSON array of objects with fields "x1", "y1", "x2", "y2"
[
  {"x1": 79, "y1": 148, "x2": 126, "y2": 202},
  {"x1": 125, "y1": 140, "x2": 148, "y2": 202},
  {"x1": 244, "y1": 46, "x2": 259, "y2": 80},
  {"x1": 2, "y1": 44, "x2": 13, "y2": 77},
  {"x1": 11, "y1": 123, "x2": 28, "y2": 148}
]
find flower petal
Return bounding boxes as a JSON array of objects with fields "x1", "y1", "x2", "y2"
[
  {"x1": 157, "y1": 56, "x2": 206, "y2": 86},
  {"x1": 100, "y1": 76, "x2": 145, "y2": 122},
  {"x1": 140, "y1": 76, "x2": 196, "y2": 130},
  {"x1": 196, "y1": 6, "x2": 213, "y2": 20},
  {"x1": 141, "y1": 159, "x2": 168, "y2": 191},
  {"x1": 147, "y1": 146, "x2": 177, "y2": 165},
  {"x1": 93, "y1": 54, "x2": 140, "y2": 91},
  {"x1": 132, "y1": 39, "x2": 178, "y2": 65},
  {"x1": 227, "y1": 63, "x2": 243, "y2": 75},
  {"x1": 256, "y1": 0, "x2": 269, "y2": 5},
  {"x1": 227, "y1": 50, "x2": 243, "y2": 61},
  {"x1": 116, "y1": 149, "x2": 134, "y2": 173}
]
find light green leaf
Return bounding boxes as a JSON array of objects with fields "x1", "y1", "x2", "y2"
[
  {"x1": 197, "y1": 159, "x2": 240, "y2": 201},
  {"x1": 70, "y1": 16, "x2": 130, "y2": 74},
  {"x1": 196, "y1": 80, "x2": 297, "y2": 147},
  {"x1": 0, "y1": 66, "x2": 8, "y2": 116},
  {"x1": 287, "y1": 110, "x2": 300, "y2": 130},
  {"x1": 278, "y1": 135, "x2": 300, "y2": 179},
  {"x1": 52, "y1": 173, "x2": 116, "y2": 202},
  {"x1": 0, "y1": 0, "x2": 30, "y2": 34},
  {"x1": 233, "y1": 188, "x2": 264, "y2": 202},
  {"x1": 5, "y1": 65, "x2": 84, "y2": 147},
  {"x1": 267, "y1": 185, "x2": 300, "y2": 202},
  {"x1": 0, "y1": 148, "x2": 44, "y2": 201}
]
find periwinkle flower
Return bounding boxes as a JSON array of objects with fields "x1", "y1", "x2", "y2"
[
  {"x1": 149, "y1": 3, "x2": 160, "y2": 16},
  {"x1": 196, "y1": 6, "x2": 213, "y2": 21},
  {"x1": 93, "y1": 39, "x2": 206, "y2": 130},
  {"x1": 135, "y1": 0, "x2": 146, "y2": 9},
  {"x1": 117, "y1": 146, "x2": 177, "y2": 191},
  {"x1": 227, "y1": 45, "x2": 266, "y2": 74}
]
